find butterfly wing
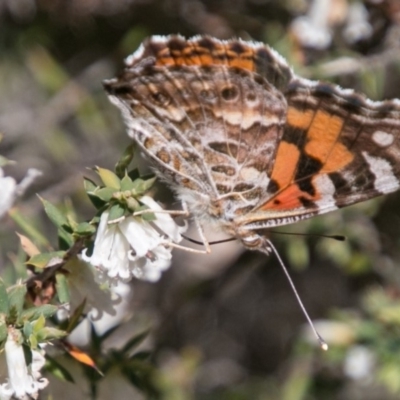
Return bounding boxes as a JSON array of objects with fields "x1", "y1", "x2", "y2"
[
  {"x1": 104, "y1": 35, "x2": 293, "y2": 219},
  {"x1": 245, "y1": 78, "x2": 400, "y2": 229}
]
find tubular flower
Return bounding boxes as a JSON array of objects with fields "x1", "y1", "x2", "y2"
[
  {"x1": 83, "y1": 196, "x2": 186, "y2": 282},
  {"x1": 0, "y1": 329, "x2": 48, "y2": 400},
  {"x1": 0, "y1": 167, "x2": 42, "y2": 218}
]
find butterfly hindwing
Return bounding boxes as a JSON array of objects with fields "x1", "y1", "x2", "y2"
[{"x1": 253, "y1": 79, "x2": 400, "y2": 227}]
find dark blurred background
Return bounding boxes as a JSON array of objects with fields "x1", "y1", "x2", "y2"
[{"x1": 2, "y1": 0, "x2": 400, "y2": 399}]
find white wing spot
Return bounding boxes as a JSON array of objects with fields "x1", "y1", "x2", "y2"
[
  {"x1": 313, "y1": 174, "x2": 337, "y2": 209},
  {"x1": 372, "y1": 130, "x2": 394, "y2": 147},
  {"x1": 362, "y1": 151, "x2": 399, "y2": 193}
]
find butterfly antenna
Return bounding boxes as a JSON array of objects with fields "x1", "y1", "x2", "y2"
[
  {"x1": 270, "y1": 230, "x2": 345, "y2": 242},
  {"x1": 266, "y1": 239, "x2": 328, "y2": 351},
  {"x1": 182, "y1": 234, "x2": 236, "y2": 246}
]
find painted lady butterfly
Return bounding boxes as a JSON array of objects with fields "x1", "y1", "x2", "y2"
[{"x1": 103, "y1": 35, "x2": 400, "y2": 257}]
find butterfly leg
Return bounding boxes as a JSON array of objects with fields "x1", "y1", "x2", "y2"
[{"x1": 133, "y1": 203, "x2": 211, "y2": 254}]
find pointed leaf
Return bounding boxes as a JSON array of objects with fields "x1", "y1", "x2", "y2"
[
  {"x1": 45, "y1": 354, "x2": 75, "y2": 383},
  {"x1": 84, "y1": 177, "x2": 106, "y2": 209},
  {"x1": 29, "y1": 333, "x2": 38, "y2": 349},
  {"x1": 140, "y1": 176, "x2": 157, "y2": 193},
  {"x1": 122, "y1": 330, "x2": 150, "y2": 353},
  {"x1": 96, "y1": 167, "x2": 121, "y2": 189},
  {"x1": 39, "y1": 196, "x2": 69, "y2": 230},
  {"x1": 94, "y1": 187, "x2": 118, "y2": 202},
  {"x1": 0, "y1": 278, "x2": 9, "y2": 314},
  {"x1": 137, "y1": 206, "x2": 156, "y2": 221},
  {"x1": 74, "y1": 222, "x2": 96, "y2": 236},
  {"x1": 16, "y1": 233, "x2": 40, "y2": 257},
  {"x1": 9, "y1": 208, "x2": 49, "y2": 248},
  {"x1": 37, "y1": 327, "x2": 67, "y2": 341},
  {"x1": 27, "y1": 251, "x2": 65, "y2": 269},
  {"x1": 32, "y1": 314, "x2": 46, "y2": 334},
  {"x1": 115, "y1": 143, "x2": 135, "y2": 178},
  {"x1": 131, "y1": 176, "x2": 156, "y2": 196},
  {"x1": 120, "y1": 174, "x2": 135, "y2": 191},
  {"x1": 7, "y1": 284, "x2": 27, "y2": 316},
  {"x1": 23, "y1": 321, "x2": 33, "y2": 338},
  {"x1": 66, "y1": 299, "x2": 86, "y2": 333},
  {"x1": 0, "y1": 314, "x2": 7, "y2": 344},
  {"x1": 108, "y1": 204, "x2": 125, "y2": 222},
  {"x1": 55, "y1": 273, "x2": 70, "y2": 304},
  {"x1": 83, "y1": 177, "x2": 97, "y2": 193},
  {"x1": 58, "y1": 227, "x2": 74, "y2": 249},
  {"x1": 18, "y1": 305, "x2": 58, "y2": 324}
]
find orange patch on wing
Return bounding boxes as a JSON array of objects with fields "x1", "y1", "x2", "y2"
[
  {"x1": 229, "y1": 57, "x2": 254, "y2": 71},
  {"x1": 227, "y1": 47, "x2": 256, "y2": 71},
  {"x1": 305, "y1": 110, "x2": 344, "y2": 162},
  {"x1": 262, "y1": 184, "x2": 319, "y2": 211},
  {"x1": 287, "y1": 107, "x2": 314, "y2": 129},
  {"x1": 156, "y1": 55, "x2": 174, "y2": 66},
  {"x1": 321, "y1": 143, "x2": 354, "y2": 172},
  {"x1": 270, "y1": 141, "x2": 300, "y2": 188}
]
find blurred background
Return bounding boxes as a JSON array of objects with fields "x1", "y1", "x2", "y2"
[{"x1": 2, "y1": 0, "x2": 400, "y2": 399}]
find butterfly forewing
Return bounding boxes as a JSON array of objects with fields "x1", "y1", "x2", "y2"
[{"x1": 104, "y1": 34, "x2": 400, "y2": 248}]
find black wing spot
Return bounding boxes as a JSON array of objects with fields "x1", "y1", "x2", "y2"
[{"x1": 221, "y1": 86, "x2": 239, "y2": 101}]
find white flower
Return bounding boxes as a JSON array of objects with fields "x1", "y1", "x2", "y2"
[
  {"x1": 291, "y1": 0, "x2": 333, "y2": 50},
  {"x1": 0, "y1": 167, "x2": 42, "y2": 219},
  {"x1": 343, "y1": 3, "x2": 372, "y2": 44},
  {"x1": 0, "y1": 328, "x2": 48, "y2": 400},
  {"x1": 344, "y1": 345, "x2": 375, "y2": 380},
  {"x1": 0, "y1": 169, "x2": 17, "y2": 218},
  {"x1": 82, "y1": 196, "x2": 186, "y2": 282}
]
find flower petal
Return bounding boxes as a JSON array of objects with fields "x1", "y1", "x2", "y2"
[{"x1": 140, "y1": 196, "x2": 186, "y2": 242}]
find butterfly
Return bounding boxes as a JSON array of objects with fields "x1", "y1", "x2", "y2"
[{"x1": 103, "y1": 34, "x2": 400, "y2": 257}]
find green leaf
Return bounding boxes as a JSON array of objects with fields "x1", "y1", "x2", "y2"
[
  {"x1": 0, "y1": 314, "x2": 7, "y2": 344},
  {"x1": 66, "y1": 299, "x2": 86, "y2": 333},
  {"x1": 108, "y1": 204, "x2": 125, "y2": 222},
  {"x1": 36, "y1": 327, "x2": 67, "y2": 341},
  {"x1": 29, "y1": 334, "x2": 38, "y2": 349},
  {"x1": 94, "y1": 187, "x2": 118, "y2": 202},
  {"x1": 23, "y1": 321, "x2": 33, "y2": 338},
  {"x1": 39, "y1": 196, "x2": 69, "y2": 230},
  {"x1": 27, "y1": 251, "x2": 65, "y2": 269},
  {"x1": 74, "y1": 222, "x2": 96, "y2": 236},
  {"x1": 0, "y1": 278, "x2": 9, "y2": 314},
  {"x1": 18, "y1": 305, "x2": 58, "y2": 324},
  {"x1": 45, "y1": 354, "x2": 75, "y2": 383},
  {"x1": 7, "y1": 284, "x2": 27, "y2": 317},
  {"x1": 115, "y1": 143, "x2": 135, "y2": 178},
  {"x1": 120, "y1": 174, "x2": 135, "y2": 191},
  {"x1": 131, "y1": 177, "x2": 156, "y2": 196},
  {"x1": 136, "y1": 205, "x2": 156, "y2": 221},
  {"x1": 122, "y1": 330, "x2": 150, "y2": 353},
  {"x1": 56, "y1": 273, "x2": 70, "y2": 304},
  {"x1": 58, "y1": 227, "x2": 74, "y2": 249},
  {"x1": 83, "y1": 177, "x2": 97, "y2": 193},
  {"x1": 84, "y1": 177, "x2": 106, "y2": 209},
  {"x1": 32, "y1": 314, "x2": 46, "y2": 334},
  {"x1": 97, "y1": 167, "x2": 121, "y2": 189},
  {"x1": 9, "y1": 208, "x2": 49, "y2": 248}
]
